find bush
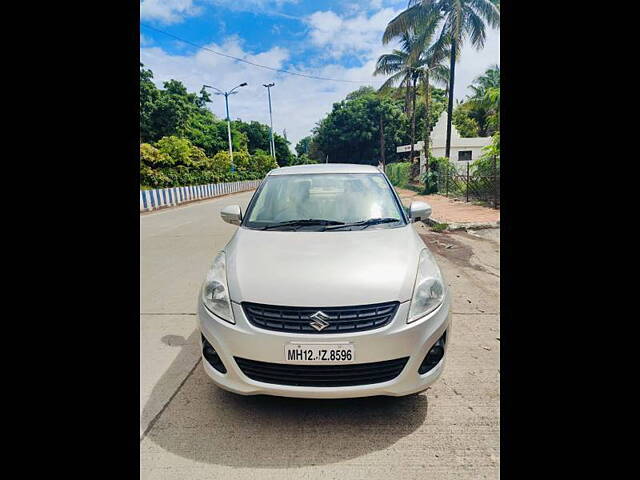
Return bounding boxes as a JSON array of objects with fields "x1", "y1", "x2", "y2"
[
  {"x1": 252, "y1": 149, "x2": 279, "y2": 176},
  {"x1": 155, "y1": 136, "x2": 194, "y2": 166},
  {"x1": 471, "y1": 133, "x2": 500, "y2": 176},
  {"x1": 431, "y1": 222, "x2": 449, "y2": 232},
  {"x1": 140, "y1": 143, "x2": 171, "y2": 168},
  {"x1": 140, "y1": 137, "x2": 274, "y2": 189},
  {"x1": 386, "y1": 162, "x2": 411, "y2": 188}
]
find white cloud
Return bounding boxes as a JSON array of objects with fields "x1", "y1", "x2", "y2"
[
  {"x1": 306, "y1": 8, "x2": 402, "y2": 59},
  {"x1": 208, "y1": 0, "x2": 300, "y2": 15},
  {"x1": 455, "y1": 26, "x2": 500, "y2": 100},
  {"x1": 140, "y1": 33, "x2": 153, "y2": 46},
  {"x1": 140, "y1": 0, "x2": 202, "y2": 25}
]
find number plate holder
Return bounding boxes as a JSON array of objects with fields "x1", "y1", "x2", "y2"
[{"x1": 284, "y1": 342, "x2": 355, "y2": 364}]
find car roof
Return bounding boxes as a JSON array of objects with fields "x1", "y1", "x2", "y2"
[{"x1": 268, "y1": 163, "x2": 381, "y2": 176}]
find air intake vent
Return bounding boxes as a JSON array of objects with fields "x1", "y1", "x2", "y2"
[{"x1": 234, "y1": 356, "x2": 409, "y2": 387}]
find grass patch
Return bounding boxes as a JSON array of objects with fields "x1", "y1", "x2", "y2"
[
  {"x1": 430, "y1": 222, "x2": 449, "y2": 233},
  {"x1": 403, "y1": 183, "x2": 425, "y2": 193}
]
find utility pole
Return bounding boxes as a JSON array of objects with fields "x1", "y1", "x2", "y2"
[
  {"x1": 379, "y1": 112, "x2": 385, "y2": 170},
  {"x1": 445, "y1": 39, "x2": 456, "y2": 159},
  {"x1": 263, "y1": 83, "x2": 276, "y2": 162},
  {"x1": 203, "y1": 82, "x2": 247, "y2": 170}
]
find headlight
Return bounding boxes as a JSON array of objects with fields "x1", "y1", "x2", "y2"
[
  {"x1": 408, "y1": 248, "x2": 445, "y2": 323},
  {"x1": 201, "y1": 251, "x2": 234, "y2": 323}
]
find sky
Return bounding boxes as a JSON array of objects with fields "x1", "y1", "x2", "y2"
[{"x1": 140, "y1": 0, "x2": 500, "y2": 149}]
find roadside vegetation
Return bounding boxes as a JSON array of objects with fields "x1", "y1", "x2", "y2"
[
  {"x1": 430, "y1": 222, "x2": 449, "y2": 232},
  {"x1": 140, "y1": 64, "x2": 314, "y2": 188}
]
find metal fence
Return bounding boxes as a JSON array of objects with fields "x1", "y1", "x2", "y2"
[
  {"x1": 437, "y1": 157, "x2": 500, "y2": 208},
  {"x1": 140, "y1": 180, "x2": 262, "y2": 212}
]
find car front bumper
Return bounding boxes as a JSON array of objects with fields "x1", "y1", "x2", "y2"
[{"x1": 198, "y1": 296, "x2": 451, "y2": 399}]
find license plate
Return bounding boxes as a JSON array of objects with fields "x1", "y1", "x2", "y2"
[{"x1": 284, "y1": 343, "x2": 354, "y2": 364}]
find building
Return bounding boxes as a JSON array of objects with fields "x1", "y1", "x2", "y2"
[{"x1": 396, "y1": 111, "x2": 492, "y2": 174}]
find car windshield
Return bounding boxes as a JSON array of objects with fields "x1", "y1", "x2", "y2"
[{"x1": 243, "y1": 173, "x2": 406, "y2": 231}]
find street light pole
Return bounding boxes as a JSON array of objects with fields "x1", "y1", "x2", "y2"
[
  {"x1": 203, "y1": 82, "x2": 247, "y2": 171},
  {"x1": 224, "y1": 92, "x2": 233, "y2": 160},
  {"x1": 263, "y1": 83, "x2": 276, "y2": 163}
]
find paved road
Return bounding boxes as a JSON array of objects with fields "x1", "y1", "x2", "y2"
[{"x1": 140, "y1": 193, "x2": 500, "y2": 479}]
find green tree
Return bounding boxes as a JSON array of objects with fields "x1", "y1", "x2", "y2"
[
  {"x1": 144, "y1": 80, "x2": 197, "y2": 141},
  {"x1": 384, "y1": 0, "x2": 500, "y2": 158},
  {"x1": 313, "y1": 89, "x2": 405, "y2": 165},
  {"x1": 450, "y1": 66, "x2": 499, "y2": 137},
  {"x1": 376, "y1": 24, "x2": 449, "y2": 180},
  {"x1": 452, "y1": 101, "x2": 480, "y2": 137},
  {"x1": 182, "y1": 110, "x2": 227, "y2": 156},
  {"x1": 291, "y1": 153, "x2": 319, "y2": 165},
  {"x1": 295, "y1": 136, "x2": 312, "y2": 157},
  {"x1": 140, "y1": 63, "x2": 160, "y2": 141},
  {"x1": 307, "y1": 135, "x2": 326, "y2": 163},
  {"x1": 466, "y1": 64, "x2": 500, "y2": 135},
  {"x1": 375, "y1": 31, "x2": 423, "y2": 173},
  {"x1": 235, "y1": 121, "x2": 272, "y2": 154},
  {"x1": 345, "y1": 86, "x2": 378, "y2": 102},
  {"x1": 273, "y1": 135, "x2": 294, "y2": 167}
]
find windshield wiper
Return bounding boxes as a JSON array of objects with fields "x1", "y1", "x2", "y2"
[
  {"x1": 260, "y1": 219, "x2": 345, "y2": 230},
  {"x1": 323, "y1": 217, "x2": 401, "y2": 231}
]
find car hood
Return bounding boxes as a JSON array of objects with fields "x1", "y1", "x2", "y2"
[{"x1": 225, "y1": 225, "x2": 427, "y2": 307}]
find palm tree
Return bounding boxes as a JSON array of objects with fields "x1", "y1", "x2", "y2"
[
  {"x1": 469, "y1": 64, "x2": 500, "y2": 96},
  {"x1": 374, "y1": 31, "x2": 421, "y2": 113},
  {"x1": 375, "y1": 26, "x2": 448, "y2": 180},
  {"x1": 467, "y1": 64, "x2": 500, "y2": 134},
  {"x1": 374, "y1": 31, "x2": 424, "y2": 176},
  {"x1": 384, "y1": 0, "x2": 500, "y2": 159},
  {"x1": 415, "y1": 33, "x2": 450, "y2": 180}
]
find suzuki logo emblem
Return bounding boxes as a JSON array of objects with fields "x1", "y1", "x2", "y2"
[{"x1": 309, "y1": 311, "x2": 331, "y2": 331}]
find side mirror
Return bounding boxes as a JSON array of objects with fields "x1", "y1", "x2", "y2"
[
  {"x1": 220, "y1": 205, "x2": 242, "y2": 225},
  {"x1": 409, "y1": 201, "x2": 431, "y2": 222}
]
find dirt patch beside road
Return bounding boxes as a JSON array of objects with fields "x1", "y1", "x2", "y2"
[
  {"x1": 397, "y1": 188, "x2": 500, "y2": 225},
  {"x1": 420, "y1": 228, "x2": 500, "y2": 279}
]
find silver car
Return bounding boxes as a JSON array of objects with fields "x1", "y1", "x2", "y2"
[{"x1": 198, "y1": 163, "x2": 451, "y2": 398}]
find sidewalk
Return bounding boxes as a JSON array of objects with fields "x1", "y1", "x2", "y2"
[{"x1": 396, "y1": 187, "x2": 500, "y2": 228}]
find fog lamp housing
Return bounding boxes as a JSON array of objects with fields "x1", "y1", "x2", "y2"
[
  {"x1": 201, "y1": 333, "x2": 227, "y2": 374},
  {"x1": 418, "y1": 331, "x2": 447, "y2": 374}
]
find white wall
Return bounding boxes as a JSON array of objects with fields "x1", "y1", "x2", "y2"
[
  {"x1": 398, "y1": 112, "x2": 493, "y2": 175},
  {"x1": 425, "y1": 111, "x2": 492, "y2": 173}
]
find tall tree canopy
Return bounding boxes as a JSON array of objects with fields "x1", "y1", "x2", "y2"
[
  {"x1": 312, "y1": 89, "x2": 407, "y2": 165},
  {"x1": 452, "y1": 65, "x2": 500, "y2": 137}
]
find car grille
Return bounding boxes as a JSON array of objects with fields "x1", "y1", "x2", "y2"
[
  {"x1": 242, "y1": 301, "x2": 399, "y2": 334},
  {"x1": 234, "y1": 357, "x2": 409, "y2": 387}
]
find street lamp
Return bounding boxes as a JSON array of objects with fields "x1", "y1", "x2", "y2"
[
  {"x1": 262, "y1": 83, "x2": 276, "y2": 162},
  {"x1": 203, "y1": 82, "x2": 247, "y2": 170}
]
